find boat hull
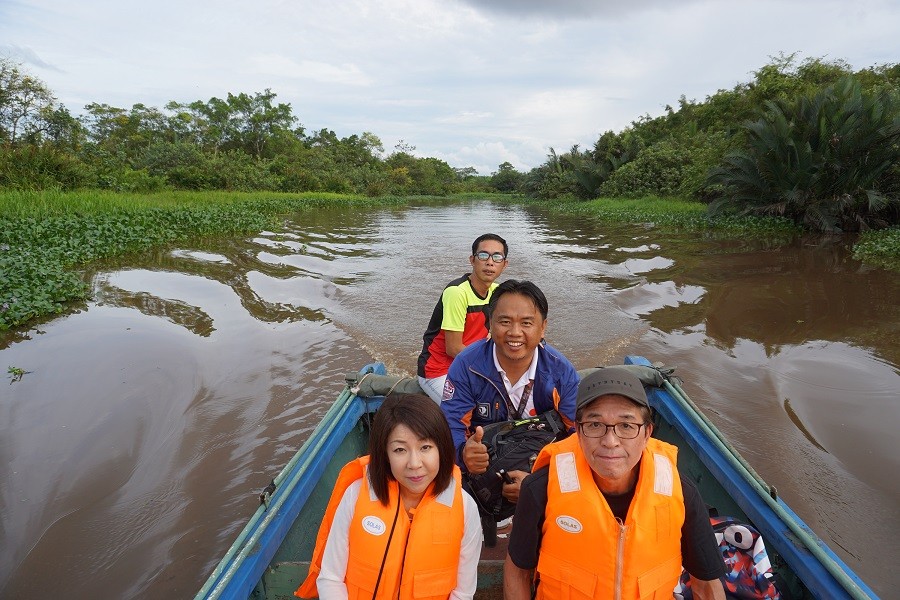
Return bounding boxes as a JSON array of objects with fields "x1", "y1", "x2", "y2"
[{"x1": 196, "y1": 359, "x2": 878, "y2": 600}]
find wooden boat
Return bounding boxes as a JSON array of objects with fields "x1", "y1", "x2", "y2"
[{"x1": 194, "y1": 356, "x2": 878, "y2": 600}]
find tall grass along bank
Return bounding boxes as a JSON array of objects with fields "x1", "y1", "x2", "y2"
[{"x1": 546, "y1": 196, "x2": 899, "y2": 265}]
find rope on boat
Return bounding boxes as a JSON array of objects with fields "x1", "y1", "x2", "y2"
[
  {"x1": 662, "y1": 378, "x2": 872, "y2": 600},
  {"x1": 258, "y1": 479, "x2": 277, "y2": 507},
  {"x1": 349, "y1": 371, "x2": 375, "y2": 395},
  {"x1": 385, "y1": 376, "x2": 414, "y2": 397}
]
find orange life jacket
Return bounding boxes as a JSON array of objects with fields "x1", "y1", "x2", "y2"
[
  {"x1": 531, "y1": 435, "x2": 685, "y2": 600},
  {"x1": 295, "y1": 456, "x2": 465, "y2": 599}
]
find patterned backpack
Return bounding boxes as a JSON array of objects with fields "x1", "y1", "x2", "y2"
[{"x1": 674, "y1": 515, "x2": 781, "y2": 600}]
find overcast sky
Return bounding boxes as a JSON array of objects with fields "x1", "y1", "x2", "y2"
[{"x1": 2, "y1": 0, "x2": 898, "y2": 174}]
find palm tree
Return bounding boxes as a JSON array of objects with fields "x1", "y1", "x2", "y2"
[{"x1": 707, "y1": 76, "x2": 900, "y2": 231}]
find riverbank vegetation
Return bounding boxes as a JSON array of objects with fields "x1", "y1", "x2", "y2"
[
  {"x1": 524, "y1": 55, "x2": 900, "y2": 233},
  {"x1": 2, "y1": 189, "x2": 898, "y2": 331},
  {"x1": 3, "y1": 54, "x2": 898, "y2": 227},
  {"x1": 1, "y1": 58, "x2": 493, "y2": 197},
  {"x1": 545, "y1": 196, "x2": 798, "y2": 234},
  {"x1": 3, "y1": 53, "x2": 899, "y2": 329}
]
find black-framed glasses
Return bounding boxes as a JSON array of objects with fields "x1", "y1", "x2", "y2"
[
  {"x1": 577, "y1": 421, "x2": 647, "y2": 439},
  {"x1": 474, "y1": 251, "x2": 506, "y2": 262}
]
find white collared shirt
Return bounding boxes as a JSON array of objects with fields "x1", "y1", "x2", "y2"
[{"x1": 492, "y1": 345, "x2": 539, "y2": 417}]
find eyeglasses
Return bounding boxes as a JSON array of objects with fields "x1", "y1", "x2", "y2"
[
  {"x1": 577, "y1": 421, "x2": 647, "y2": 439},
  {"x1": 474, "y1": 251, "x2": 506, "y2": 262}
]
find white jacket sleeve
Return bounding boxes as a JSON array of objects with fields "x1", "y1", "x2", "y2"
[
  {"x1": 315, "y1": 479, "x2": 362, "y2": 600},
  {"x1": 451, "y1": 490, "x2": 484, "y2": 600}
]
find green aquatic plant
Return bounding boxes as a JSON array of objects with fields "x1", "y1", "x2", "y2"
[
  {"x1": 0, "y1": 190, "x2": 405, "y2": 330},
  {"x1": 852, "y1": 227, "x2": 900, "y2": 270},
  {"x1": 7, "y1": 365, "x2": 30, "y2": 382}
]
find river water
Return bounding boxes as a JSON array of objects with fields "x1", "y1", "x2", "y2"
[{"x1": 1, "y1": 201, "x2": 898, "y2": 598}]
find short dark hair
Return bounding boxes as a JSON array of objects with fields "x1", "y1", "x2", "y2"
[
  {"x1": 488, "y1": 279, "x2": 549, "y2": 321},
  {"x1": 367, "y1": 393, "x2": 456, "y2": 505},
  {"x1": 472, "y1": 233, "x2": 508, "y2": 258}
]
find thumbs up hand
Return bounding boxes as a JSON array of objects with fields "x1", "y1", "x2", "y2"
[{"x1": 463, "y1": 426, "x2": 489, "y2": 474}]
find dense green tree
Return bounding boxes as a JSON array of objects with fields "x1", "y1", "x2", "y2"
[
  {"x1": 490, "y1": 161, "x2": 523, "y2": 192},
  {"x1": 454, "y1": 166, "x2": 478, "y2": 180},
  {"x1": 176, "y1": 90, "x2": 297, "y2": 159},
  {"x1": 184, "y1": 97, "x2": 233, "y2": 155},
  {"x1": 308, "y1": 129, "x2": 383, "y2": 168},
  {"x1": 591, "y1": 130, "x2": 644, "y2": 169},
  {"x1": 38, "y1": 105, "x2": 86, "y2": 151},
  {"x1": 596, "y1": 131, "x2": 730, "y2": 199},
  {"x1": 135, "y1": 140, "x2": 216, "y2": 189},
  {"x1": 224, "y1": 89, "x2": 295, "y2": 158},
  {"x1": 382, "y1": 150, "x2": 461, "y2": 195},
  {"x1": 524, "y1": 146, "x2": 599, "y2": 199},
  {"x1": 82, "y1": 103, "x2": 128, "y2": 146},
  {"x1": 0, "y1": 144, "x2": 93, "y2": 189},
  {"x1": 82, "y1": 102, "x2": 171, "y2": 159},
  {"x1": 526, "y1": 54, "x2": 899, "y2": 205},
  {"x1": 0, "y1": 58, "x2": 57, "y2": 145}
]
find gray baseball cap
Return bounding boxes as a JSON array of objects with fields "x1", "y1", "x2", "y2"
[{"x1": 576, "y1": 366, "x2": 649, "y2": 411}]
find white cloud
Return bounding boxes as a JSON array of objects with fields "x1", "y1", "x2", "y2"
[
  {"x1": 0, "y1": 44, "x2": 61, "y2": 71},
  {"x1": 1, "y1": 0, "x2": 898, "y2": 175},
  {"x1": 435, "y1": 111, "x2": 494, "y2": 124},
  {"x1": 456, "y1": 0, "x2": 707, "y2": 19},
  {"x1": 376, "y1": 98, "x2": 432, "y2": 108},
  {"x1": 440, "y1": 140, "x2": 534, "y2": 175},
  {"x1": 245, "y1": 54, "x2": 373, "y2": 86}
]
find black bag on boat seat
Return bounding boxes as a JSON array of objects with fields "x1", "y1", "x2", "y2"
[{"x1": 465, "y1": 410, "x2": 569, "y2": 546}]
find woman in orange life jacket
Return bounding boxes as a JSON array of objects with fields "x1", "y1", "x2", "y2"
[{"x1": 296, "y1": 393, "x2": 483, "y2": 600}]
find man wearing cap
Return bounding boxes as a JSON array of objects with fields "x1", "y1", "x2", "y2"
[{"x1": 504, "y1": 366, "x2": 726, "y2": 600}]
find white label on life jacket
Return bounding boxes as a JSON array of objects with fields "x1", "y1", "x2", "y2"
[
  {"x1": 362, "y1": 516, "x2": 386, "y2": 535},
  {"x1": 556, "y1": 515, "x2": 583, "y2": 533}
]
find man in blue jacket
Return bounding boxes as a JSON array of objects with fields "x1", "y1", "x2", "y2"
[{"x1": 440, "y1": 279, "x2": 579, "y2": 503}]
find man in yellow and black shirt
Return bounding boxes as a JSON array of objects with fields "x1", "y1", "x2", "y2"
[{"x1": 416, "y1": 234, "x2": 508, "y2": 403}]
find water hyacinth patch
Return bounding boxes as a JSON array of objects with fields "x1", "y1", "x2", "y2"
[
  {"x1": 853, "y1": 228, "x2": 900, "y2": 269},
  {"x1": 0, "y1": 190, "x2": 402, "y2": 330}
]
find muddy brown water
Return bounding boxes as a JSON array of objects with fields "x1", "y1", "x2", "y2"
[{"x1": 1, "y1": 201, "x2": 898, "y2": 598}]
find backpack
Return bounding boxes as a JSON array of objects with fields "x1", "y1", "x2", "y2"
[
  {"x1": 674, "y1": 515, "x2": 781, "y2": 600},
  {"x1": 464, "y1": 410, "x2": 569, "y2": 546}
]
